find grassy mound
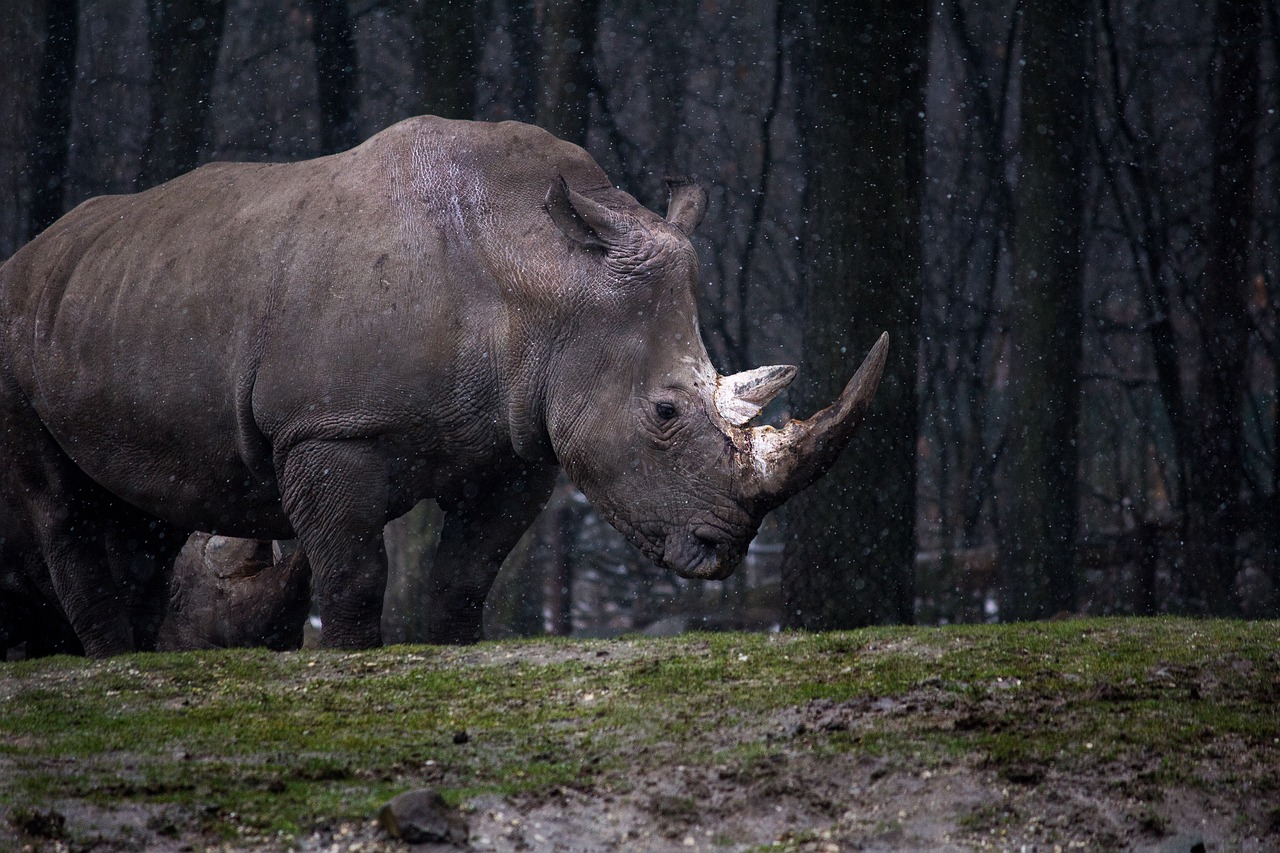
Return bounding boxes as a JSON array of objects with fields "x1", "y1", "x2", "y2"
[{"x1": 2, "y1": 618, "x2": 1277, "y2": 850}]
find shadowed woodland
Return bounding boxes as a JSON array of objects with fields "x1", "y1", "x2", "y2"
[{"x1": 1, "y1": 0, "x2": 1277, "y2": 641}]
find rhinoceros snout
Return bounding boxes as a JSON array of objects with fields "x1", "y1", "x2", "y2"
[{"x1": 667, "y1": 528, "x2": 745, "y2": 581}]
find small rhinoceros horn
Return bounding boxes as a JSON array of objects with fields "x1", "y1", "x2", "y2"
[
  {"x1": 744, "y1": 332, "x2": 889, "y2": 508},
  {"x1": 714, "y1": 364, "x2": 797, "y2": 426}
]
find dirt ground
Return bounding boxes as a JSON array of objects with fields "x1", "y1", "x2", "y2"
[
  {"x1": 14, "y1": 761, "x2": 1256, "y2": 852},
  {"x1": 284, "y1": 722, "x2": 1272, "y2": 853},
  {"x1": 3, "y1": 626, "x2": 1278, "y2": 852},
  {"x1": 6, "y1": 765, "x2": 1263, "y2": 853},
  {"x1": 9, "y1": 720, "x2": 1274, "y2": 852}
]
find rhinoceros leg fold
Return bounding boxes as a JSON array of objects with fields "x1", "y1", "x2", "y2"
[
  {"x1": 278, "y1": 438, "x2": 391, "y2": 649},
  {"x1": 427, "y1": 463, "x2": 559, "y2": 645}
]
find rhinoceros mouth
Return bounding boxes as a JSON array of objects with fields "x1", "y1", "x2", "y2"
[
  {"x1": 603, "y1": 509, "x2": 745, "y2": 580},
  {"x1": 667, "y1": 528, "x2": 744, "y2": 581}
]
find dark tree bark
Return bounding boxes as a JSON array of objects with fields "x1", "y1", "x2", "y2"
[
  {"x1": 726, "y1": 1, "x2": 786, "y2": 373},
  {"x1": 138, "y1": 0, "x2": 227, "y2": 189},
  {"x1": 0, "y1": 0, "x2": 47, "y2": 257},
  {"x1": 1186, "y1": 0, "x2": 1262, "y2": 614},
  {"x1": 308, "y1": 0, "x2": 359, "y2": 154},
  {"x1": 508, "y1": 0, "x2": 538, "y2": 123},
  {"x1": 536, "y1": 0, "x2": 600, "y2": 144},
  {"x1": 404, "y1": 0, "x2": 477, "y2": 120},
  {"x1": 382, "y1": 500, "x2": 441, "y2": 643},
  {"x1": 781, "y1": 0, "x2": 928, "y2": 629},
  {"x1": 998, "y1": 0, "x2": 1088, "y2": 620},
  {"x1": 540, "y1": 479, "x2": 588, "y2": 636},
  {"x1": 28, "y1": 0, "x2": 78, "y2": 240},
  {"x1": 644, "y1": 0, "x2": 696, "y2": 188}
]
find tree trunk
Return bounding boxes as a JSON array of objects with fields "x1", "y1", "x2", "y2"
[
  {"x1": 0, "y1": 0, "x2": 47, "y2": 258},
  {"x1": 781, "y1": 0, "x2": 927, "y2": 630},
  {"x1": 138, "y1": 0, "x2": 227, "y2": 189},
  {"x1": 541, "y1": 478, "x2": 581, "y2": 636},
  {"x1": 382, "y1": 500, "x2": 442, "y2": 643},
  {"x1": 998, "y1": 0, "x2": 1088, "y2": 621},
  {"x1": 645, "y1": 0, "x2": 695, "y2": 182},
  {"x1": 1185, "y1": 0, "x2": 1261, "y2": 615},
  {"x1": 536, "y1": 0, "x2": 600, "y2": 144},
  {"x1": 508, "y1": 0, "x2": 538, "y2": 123},
  {"x1": 28, "y1": 0, "x2": 78, "y2": 240},
  {"x1": 307, "y1": 0, "x2": 359, "y2": 154},
  {"x1": 405, "y1": 0, "x2": 477, "y2": 120}
]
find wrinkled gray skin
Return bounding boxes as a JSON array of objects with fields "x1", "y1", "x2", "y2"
[
  {"x1": 0, "y1": 116, "x2": 887, "y2": 656},
  {"x1": 156, "y1": 534, "x2": 311, "y2": 651}
]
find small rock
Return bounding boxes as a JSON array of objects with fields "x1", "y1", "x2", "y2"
[
  {"x1": 378, "y1": 788, "x2": 469, "y2": 846},
  {"x1": 1159, "y1": 835, "x2": 1206, "y2": 853},
  {"x1": 452, "y1": 729, "x2": 470, "y2": 745}
]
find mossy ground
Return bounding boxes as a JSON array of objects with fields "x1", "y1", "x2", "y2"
[{"x1": 1, "y1": 618, "x2": 1277, "y2": 851}]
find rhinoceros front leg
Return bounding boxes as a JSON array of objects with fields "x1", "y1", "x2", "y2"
[
  {"x1": 278, "y1": 438, "x2": 392, "y2": 649},
  {"x1": 427, "y1": 464, "x2": 558, "y2": 645}
]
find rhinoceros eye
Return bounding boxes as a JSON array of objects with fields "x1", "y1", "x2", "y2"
[{"x1": 655, "y1": 401, "x2": 678, "y2": 422}]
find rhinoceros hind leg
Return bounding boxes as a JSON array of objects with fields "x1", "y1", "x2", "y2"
[
  {"x1": 0, "y1": 480, "x2": 82, "y2": 657},
  {"x1": 427, "y1": 463, "x2": 558, "y2": 645},
  {"x1": 278, "y1": 438, "x2": 391, "y2": 649},
  {"x1": 24, "y1": 483, "x2": 141, "y2": 655},
  {"x1": 1, "y1": 394, "x2": 157, "y2": 656}
]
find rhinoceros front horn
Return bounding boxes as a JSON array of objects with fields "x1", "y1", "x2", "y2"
[{"x1": 743, "y1": 332, "x2": 889, "y2": 510}]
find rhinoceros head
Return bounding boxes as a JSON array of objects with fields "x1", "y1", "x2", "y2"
[{"x1": 537, "y1": 177, "x2": 888, "y2": 581}]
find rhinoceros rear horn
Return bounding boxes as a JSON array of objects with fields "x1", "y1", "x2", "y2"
[
  {"x1": 545, "y1": 176, "x2": 632, "y2": 250},
  {"x1": 664, "y1": 178, "x2": 707, "y2": 236}
]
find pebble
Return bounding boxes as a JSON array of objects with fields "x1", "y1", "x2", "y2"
[{"x1": 377, "y1": 788, "x2": 469, "y2": 846}]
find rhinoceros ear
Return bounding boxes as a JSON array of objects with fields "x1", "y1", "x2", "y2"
[
  {"x1": 665, "y1": 177, "x2": 707, "y2": 236},
  {"x1": 545, "y1": 176, "x2": 631, "y2": 250},
  {"x1": 714, "y1": 364, "x2": 797, "y2": 426}
]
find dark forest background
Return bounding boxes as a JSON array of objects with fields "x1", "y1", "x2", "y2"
[{"x1": 1, "y1": 0, "x2": 1277, "y2": 640}]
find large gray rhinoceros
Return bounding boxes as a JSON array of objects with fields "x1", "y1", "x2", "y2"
[{"x1": 0, "y1": 116, "x2": 887, "y2": 656}]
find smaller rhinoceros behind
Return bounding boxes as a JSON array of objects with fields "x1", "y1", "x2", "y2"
[
  {"x1": 0, "y1": 116, "x2": 887, "y2": 656},
  {"x1": 156, "y1": 534, "x2": 311, "y2": 651}
]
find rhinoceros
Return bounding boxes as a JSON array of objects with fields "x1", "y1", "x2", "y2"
[
  {"x1": 156, "y1": 534, "x2": 311, "y2": 651},
  {"x1": 0, "y1": 116, "x2": 887, "y2": 656}
]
